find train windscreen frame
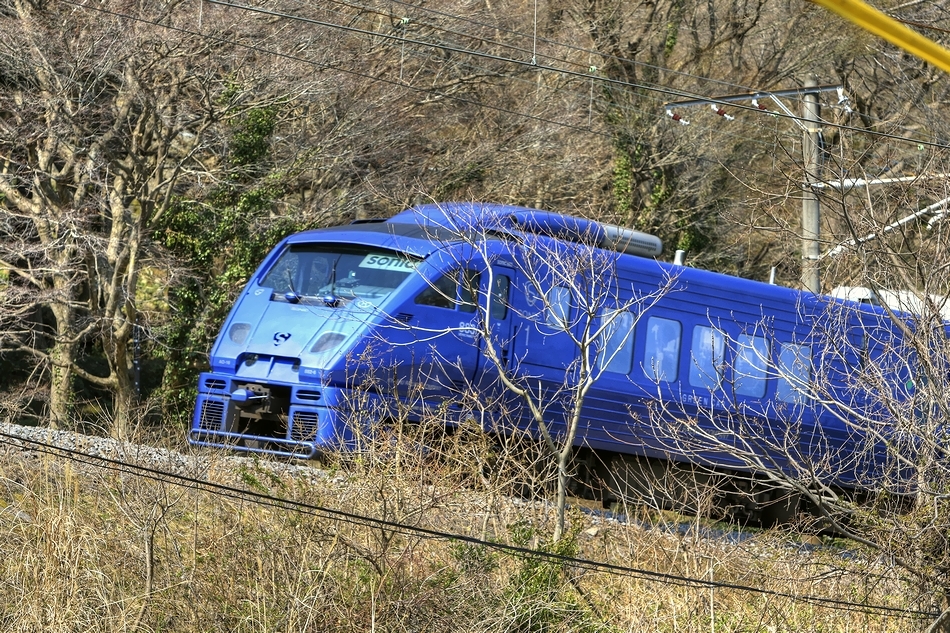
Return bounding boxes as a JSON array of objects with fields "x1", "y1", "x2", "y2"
[{"x1": 260, "y1": 243, "x2": 420, "y2": 305}]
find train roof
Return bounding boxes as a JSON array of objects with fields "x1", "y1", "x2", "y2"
[
  {"x1": 390, "y1": 202, "x2": 664, "y2": 258},
  {"x1": 285, "y1": 201, "x2": 663, "y2": 260},
  {"x1": 282, "y1": 220, "x2": 465, "y2": 259},
  {"x1": 282, "y1": 202, "x2": 940, "y2": 324}
]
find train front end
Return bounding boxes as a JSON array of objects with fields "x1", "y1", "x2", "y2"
[{"x1": 189, "y1": 225, "x2": 429, "y2": 458}]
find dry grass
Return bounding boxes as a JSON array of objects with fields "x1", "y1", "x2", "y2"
[{"x1": 0, "y1": 430, "x2": 928, "y2": 633}]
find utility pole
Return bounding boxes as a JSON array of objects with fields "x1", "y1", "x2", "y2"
[
  {"x1": 664, "y1": 82, "x2": 840, "y2": 289},
  {"x1": 801, "y1": 76, "x2": 822, "y2": 294}
]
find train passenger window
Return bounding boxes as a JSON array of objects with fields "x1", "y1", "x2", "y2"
[
  {"x1": 644, "y1": 317, "x2": 680, "y2": 382},
  {"x1": 546, "y1": 286, "x2": 572, "y2": 329},
  {"x1": 489, "y1": 274, "x2": 510, "y2": 319},
  {"x1": 689, "y1": 326, "x2": 725, "y2": 390},
  {"x1": 734, "y1": 334, "x2": 769, "y2": 397},
  {"x1": 776, "y1": 343, "x2": 811, "y2": 404},
  {"x1": 597, "y1": 310, "x2": 634, "y2": 374},
  {"x1": 415, "y1": 272, "x2": 458, "y2": 309}
]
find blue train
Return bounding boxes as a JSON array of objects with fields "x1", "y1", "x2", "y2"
[{"x1": 191, "y1": 202, "x2": 920, "y2": 516}]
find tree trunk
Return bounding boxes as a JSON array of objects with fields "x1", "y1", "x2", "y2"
[
  {"x1": 47, "y1": 342, "x2": 75, "y2": 430},
  {"x1": 553, "y1": 447, "x2": 572, "y2": 543},
  {"x1": 46, "y1": 287, "x2": 78, "y2": 430},
  {"x1": 926, "y1": 606, "x2": 950, "y2": 633},
  {"x1": 102, "y1": 310, "x2": 138, "y2": 440}
]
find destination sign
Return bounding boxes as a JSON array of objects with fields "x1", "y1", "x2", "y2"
[{"x1": 358, "y1": 253, "x2": 417, "y2": 272}]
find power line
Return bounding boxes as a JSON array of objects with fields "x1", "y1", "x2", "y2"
[
  {"x1": 322, "y1": 0, "x2": 872, "y2": 152},
  {"x1": 53, "y1": 0, "x2": 621, "y2": 140},
  {"x1": 246, "y1": 0, "x2": 950, "y2": 153},
  {"x1": 201, "y1": 0, "x2": 696, "y2": 101},
  {"x1": 0, "y1": 428, "x2": 936, "y2": 621},
  {"x1": 54, "y1": 0, "x2": 950, "y2": 153},
  {"x1": 288, "y1": 0, "x2": 768, "y2": 98},
  {"x1": 198, "y1": 0, "x2": 950, "y2": 151},
  {"x1": 304, "y1": 0, "x2": 949, "y2": 142}
]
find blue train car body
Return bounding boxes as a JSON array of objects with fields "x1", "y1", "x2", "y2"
[{"x1": 191, "y1": 202, "x2": 916, "y2": 498}]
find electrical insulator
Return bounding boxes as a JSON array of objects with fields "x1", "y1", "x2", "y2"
[
  {"x1": 709, "y1": 104, "x2": 735, "y2": 120},
  {"x1": 666, "y1": 109, "x2": 689, "y2": 125}
]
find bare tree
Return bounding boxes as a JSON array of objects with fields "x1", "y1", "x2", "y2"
[
  {"x1": 0, "y1": 0, "x2": 305, "y2": 433},
  {"x1": 391, "y1": 204, "x2": 673, "y2": 541},
  {"x1": 630, "y1": 206, "x2": 950, "y2": 629}
]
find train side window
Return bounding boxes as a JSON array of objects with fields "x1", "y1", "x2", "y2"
[
  {"x1": 459, "y1": 270, "x2": 480, "y2": 313},
  {"x1": 546, "y1": 286, "x2": 572, "y2": 328},
  {"x1": 644, "y1": 316, "x2": 680, "y2": 382},
  {"x1": 689, "y1": 325, "x2": 725, "y2": 390},
  {"x1": 489, "y1": 274, "x2": 510, "y2": 319},
  {"x1": 858, "y1": 330, "x2": 869, "y2": 367},
  {"x1": 776, "y1": 343, "x2": 812, "y2": 404},
  {"x1": 598, "y1": 309, "x2": 635, "y2": 374},
  {"x1": 734, "y1": 334, "x2": 769, "y2": 397},
  {"x1": 415, "y1": 272, "x2": 458, "y2": 309}
]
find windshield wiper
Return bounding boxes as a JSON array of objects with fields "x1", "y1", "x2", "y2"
[{"x1": 323, "y1": 256, "x2": 341, "y2": 307}]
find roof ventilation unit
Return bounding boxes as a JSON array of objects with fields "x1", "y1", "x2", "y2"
[{"x1": 506, "y1": 211, "x2": 662, "y2": 258}]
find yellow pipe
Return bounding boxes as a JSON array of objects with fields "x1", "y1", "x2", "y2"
[{"x1": 809, "y1": 0, "x2": 950, "y2": 74}]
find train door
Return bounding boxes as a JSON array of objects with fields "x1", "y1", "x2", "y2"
[
  {"x1": 514, "y1": 277, "x2": 578, "y2": 372},
  {"x1": 386, "y1": 267, "x2": 483, "y2": 401},
  {"x1": 476, "y1": 265, "x2": 516, "y2": 376}
]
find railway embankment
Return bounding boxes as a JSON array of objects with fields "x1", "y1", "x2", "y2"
[{"x1": 0, "y1": 421, "x2": 924, "y2": 631}]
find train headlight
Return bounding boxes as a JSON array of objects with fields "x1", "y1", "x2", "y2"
[
  {"x1": 311, "y1": 332, "x2": 346, "y2": 354},
  {"x1": 229, "y1": 323, "x2": 252, "y2": 344}
]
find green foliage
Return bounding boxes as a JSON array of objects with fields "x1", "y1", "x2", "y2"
[
  {"x1": 611, "y1": 135, "x2": 713, "y2": 257},
  {"x1": 612, "y1": 145, "x2": 636, "y2": 217},
  {"x1": 230, "y1": 107, "x2": 278, "y2": 169},
  {"x1": 218, "y1": 79, "x2": 242, "y2": 106},
  {"x1": 648, "y1": 167, "x2": 672, "y2": 213},
  {"x1": 664, "y1": 21, "x2": 679, "y2": 57},
  {"x1": 502, "y1": 519, "x2": 616, "y2": 633},
  {"x1": 154, "y1": 106, "x2": 314, "y2": 422},
  {"x1": 675, "y1": 212, "x2": 711, "y2": 253},
  {"x1": 235, "y1": 459, "x2": 289, "y2": 495},
  {"x1": 451, "y1": 541, "x2": 499, "y2": 575},
  {"x1": 156, "y1": 192, "x2": 299, "y2": 417},
  {"x1": 612, "y1": 134, "x2": 661, "y2": 228},
  {"x1": 433, "y1": 161, "x2": 487, "y2": 199}
]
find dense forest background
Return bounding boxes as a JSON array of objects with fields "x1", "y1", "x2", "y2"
[
  {"x1": 1, "y1": 0, "x2": 950, "y2": 433},
  {"x1": 6, "y1": 1, "x2": 950, "y2": 630}
]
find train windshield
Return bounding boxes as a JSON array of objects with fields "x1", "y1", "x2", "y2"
[{"x1": 260, "y1": 244, "x2": 419, "y2": 304}]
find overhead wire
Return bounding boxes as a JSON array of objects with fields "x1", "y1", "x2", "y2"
[
  {"x1": 222, "y1": 0, "x2": 950, "y2": 149},
  {"x1": 308, "y1": 0, "x2": 942, "y2": 126},
  {"x1": 52, "y1": 0, "x2": 618, "y2": 140},
  {"x1": 11, "y1": 0, "x2": 800, "y2": 216},
  {"x1": 210, "y1": 0, "x2": 950, "y2": 196},
  {"x1": 45, "y1": 0, "x2": 946, "y2": 177},
  {"x1": 229, "y1": 0, "x2": 950, "y2": 149},
  {"x1": 100, "y1": 0, "x2": 950, "y2": 149},
  {"x1": 0, "y1": 428, "x2": 937, "y2": 621},
  {"x1": 309, "y1": 0, "x2": 861, "y2": 157},
  {"x1": 287, "y1": 0, "x2": 753, "y2": 95},
  {"x1": 61, "y1": 0, "x2": 787, "y2": 186}
]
